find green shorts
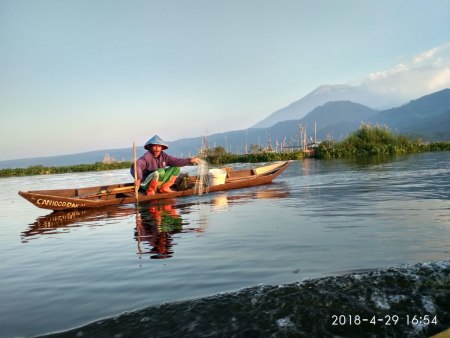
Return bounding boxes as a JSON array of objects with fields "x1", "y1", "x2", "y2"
[{"x1": 140, "y1": 167, "x2": 181, "y2": 190}]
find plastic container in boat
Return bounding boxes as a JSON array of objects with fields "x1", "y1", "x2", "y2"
[{"x1": 208, "y1": 168, "x2": 227, "y2": 185}]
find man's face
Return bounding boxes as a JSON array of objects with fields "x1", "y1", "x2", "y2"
[{"x1": 150, "y1": 144, "x2": 163, "y2": 157}]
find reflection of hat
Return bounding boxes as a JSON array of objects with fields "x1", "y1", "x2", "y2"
[{"x1": 144, "y1": 135, "x2": 169, "y2": 150}]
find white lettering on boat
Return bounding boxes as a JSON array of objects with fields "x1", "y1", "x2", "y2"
[{"x1": 36, "y1": 198, "x2": 79, "y2": 208}]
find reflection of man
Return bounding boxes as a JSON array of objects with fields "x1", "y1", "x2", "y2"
[{"x1": 136, "y1": 203, "x2": 182, "y2": 259}]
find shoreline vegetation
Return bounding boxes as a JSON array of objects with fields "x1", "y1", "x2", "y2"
[{"x1": 2, "y1": 125, "x2": 450, "y2": 178}]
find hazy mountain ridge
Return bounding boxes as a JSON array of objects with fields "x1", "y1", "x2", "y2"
[
  {"x1": 1, "y1": 88, "x2": 449, "y2": 169},
  {"x1": 252, "y1": 84, "x2": 405, "y2": 128},
  {"x1": 369, "y1": 88, "x2": 450, "y2": 129}
]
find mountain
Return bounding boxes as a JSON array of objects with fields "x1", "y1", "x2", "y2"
[
  {"x1": 167, "y1": 89, "x2": 450, "y2": 152},
  {"x1": 260, "y1": 101, "x2": 377, "y2": 143},
  {"x1": 301, "y1": 101, "x2": 377, "y2": 130},
  {"x1": 163, "y1": 101, "x2": 378, "y2": 155},
  {"x1": 2, "y1": 89, "x2": 449, "y2": 170},
  {"x1": 302, "y1": 101, "x2": 378, "y2": 141},
  {"x1": 252, "y1": 84, "x2": 404, "y2": 128},
  {"x1": 364, "y1": 88, "x2": 450, "y2": 141},
  {"x1": 369, "y1": 88, "x2": 450, "y2": 129},
  {"x1": 403, "y1": 110, "x2": 450, "y2": 141}
]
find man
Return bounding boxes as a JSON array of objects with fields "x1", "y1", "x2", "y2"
[{"x1": 131, "y1": 135, "x2": 202, "y2": 195}]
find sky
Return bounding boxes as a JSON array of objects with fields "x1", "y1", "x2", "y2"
[{"x1": 1, "y1": 0, "x2": 450, "y2": 161}]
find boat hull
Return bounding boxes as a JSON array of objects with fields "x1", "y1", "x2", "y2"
[{"x1": 18, "y1": 161, "x2": 291, "y2": 211}]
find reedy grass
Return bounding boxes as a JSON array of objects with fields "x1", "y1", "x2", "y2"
[{"x1": 316, "y1": 124, "x2": 450, "y2": 158}]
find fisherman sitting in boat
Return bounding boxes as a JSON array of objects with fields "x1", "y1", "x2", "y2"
[{"x1": 131, "y1": 135, "x2": 201, "y2": 195}]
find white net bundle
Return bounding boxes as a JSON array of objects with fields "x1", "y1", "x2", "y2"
[{"x1": 195, "y1": 159, "x2": 209, "y2": 195}]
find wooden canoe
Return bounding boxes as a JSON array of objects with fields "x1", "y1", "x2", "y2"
[{"x1": 18, "y1": 161, "x2": 291, "y2": 211}]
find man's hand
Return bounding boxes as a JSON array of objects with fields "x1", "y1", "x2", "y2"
[{"x1": 190, "y1": 157, "x2": 204, "y2": 165}]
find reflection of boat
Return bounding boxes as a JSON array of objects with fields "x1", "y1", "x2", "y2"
[
  {"x1": 215, "y1": 184, "x2": 290, "y2": 205},
  {"x1": 18, "y1": 161, "x2": 291, "y2": 211},
  {"x1": 21, "y1": 185, "x2": 289, "y2": 240},
  {"x1": 21, "y1": 199, "x2": 198, "y2": 259},
  {"x1": 21, "y1": 205, "x2": 136, "y2": 241},
  {"x1": 22, "y1": 185, "x2": 291, "y2": 259}
]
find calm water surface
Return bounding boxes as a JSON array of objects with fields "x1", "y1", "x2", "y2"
[{"x1": 1, "y1": 152, "x2": 449, "y2": 337}]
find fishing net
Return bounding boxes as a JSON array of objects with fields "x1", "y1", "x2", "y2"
[{"x1": 195, "y1": 159, "x2": 209, "y2": 195}]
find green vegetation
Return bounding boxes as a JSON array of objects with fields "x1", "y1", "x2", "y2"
[
  {"x1": 0, "y1": 161, "x2": 132, "y2": 177},
  {"x1": 202, "y1": 146, "x2": 306, "y2": 165},
  {"x1": 2, "y1": 124, "x2": 450, "y2": 177},
  {"x1": 316, "y1": 124, "x2": 450, "y2": 158}
]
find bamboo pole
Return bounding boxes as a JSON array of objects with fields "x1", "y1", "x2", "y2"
[
  {"x1": 133, "y1": 141, "x2": 142, "y2": 257},
  {"x1": 133, "y1": 141, "x2": 139, "y2": 206},
  {"x1": 80, "y1": 186, "x2": 134, "y2": 199}
]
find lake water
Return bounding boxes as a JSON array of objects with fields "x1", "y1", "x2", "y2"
[{"x1": 1, "y1": 152, "x2": 449, "y2": 337}]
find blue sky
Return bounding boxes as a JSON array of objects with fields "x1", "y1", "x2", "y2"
[{"x1": 1, "y1": 0, "x2": 450, "y2": 160}]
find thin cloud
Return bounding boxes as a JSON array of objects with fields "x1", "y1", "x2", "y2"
[
  {"x1": 414, "y1": 47, "x2": 440, "y2": 64},
  {"x1": 363, "y1": 42, "x2": 450, "y2": 98},
  {"x1": 413, "y1": 42, "x2": 450, "y2": 64}
]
